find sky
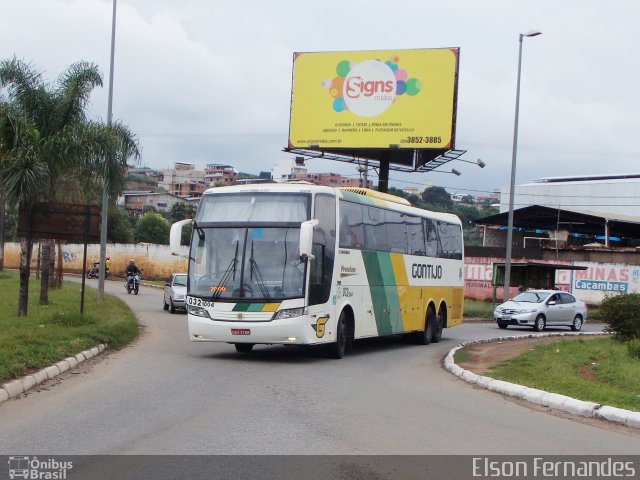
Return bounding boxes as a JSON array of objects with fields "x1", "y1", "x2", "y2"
[{"x1": 1, "y1": 0, "x2": 639, "y2": 198}]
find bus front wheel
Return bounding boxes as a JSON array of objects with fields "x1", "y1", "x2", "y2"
[{"x1": 327, "y1": 313, "x2": 348, "y2": 359}]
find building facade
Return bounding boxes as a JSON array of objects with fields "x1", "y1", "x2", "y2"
[
  {"x1": 159, "y1": 163, "x2": 206, "y2": 198},
  {"x1": 120, "y1": 191, "x2": 190, "y2": 214}
]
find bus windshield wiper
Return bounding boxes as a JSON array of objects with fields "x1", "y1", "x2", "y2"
[
  {"x1": 249, "y1": 241, "x2": 270, "y2": 299},
  {"x1": 212, "y1": 242, "x2": 239, "y2": 300}
]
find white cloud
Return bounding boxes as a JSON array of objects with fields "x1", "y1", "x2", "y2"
[{"x1": 1, "y1": 0, "x2": 639, "y2": 192}]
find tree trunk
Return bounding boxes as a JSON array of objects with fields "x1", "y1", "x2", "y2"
[
  {"x1": 18, "y1": 236, "x2": 33, "y2": 316},
  {"x1": 39, "y1": 239, "x2": 51, "y2": 305},
  {"x1": 35, "y1": 242, "x2": 41, "y2": 279},
  {"x1": 0, "y1": 190, "x2": 5, "y2": 271},
  {"x1": 48, "y1": 238, "x2": 56, "y2": 289}
]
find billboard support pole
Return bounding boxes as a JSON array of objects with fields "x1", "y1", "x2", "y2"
[{"x1": 377, "y1": 152, "x2": 390, "y2": 193}]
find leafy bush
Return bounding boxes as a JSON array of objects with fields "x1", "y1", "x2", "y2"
[
  {"x1": 601, "y1": 293, "x2": 640, "y2": 341},
  {"x1": 628, "y1": 338, "x2": 640, "y2": 359}
]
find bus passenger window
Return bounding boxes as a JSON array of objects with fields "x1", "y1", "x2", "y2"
[
  {"x1": 406, "y1": 215, "x2": 426, "y2": 255},
  {"x1": 424, "y1": 220, "x2": 438, "y2": 257},
  {"x1": 339, "y1": 201, "x2": 364, "y2": 249}
]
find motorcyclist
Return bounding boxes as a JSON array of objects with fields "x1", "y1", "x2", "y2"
[
  {"x1": 105, "y1": 256, "x2": 111, "y2": 276},
  {"x1": 126, "y1": 259, "x2": 141, "y2": 288}
]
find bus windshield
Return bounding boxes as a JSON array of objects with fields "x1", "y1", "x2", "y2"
[
  {"x1": 196, "y1": 192, "x2": 309, "y2": 223},
  {"x1": 190, "y1": 227, "x2": 306, "y2": 301}
]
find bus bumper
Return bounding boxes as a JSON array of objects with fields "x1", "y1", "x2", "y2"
[{"x1": 187, "y1": 314, "x2": 329, "y2": 345}]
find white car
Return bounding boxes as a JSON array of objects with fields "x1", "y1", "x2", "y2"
[
  {"x1": 493, "y1": 290, "x2": 587, "y2": 332},
  {"x1": 163, "y1": 273, "x2": 187, "y2": 313}
]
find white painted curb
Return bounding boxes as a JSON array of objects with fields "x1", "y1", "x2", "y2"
[
  {"x1": 0, "y1": 343, "x2": 107, "y2": 405},
  {"x1": 444, "y1": 332, "x2": 640, "y2": 429}
]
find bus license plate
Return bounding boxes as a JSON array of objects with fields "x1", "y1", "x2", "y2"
[{"x1": 231, "y1": 328, "x2": 251, "y2": 336}]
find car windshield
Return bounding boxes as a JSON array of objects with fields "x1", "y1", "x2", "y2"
[
  {"x1": 512, "y1": 291, "x2": 547, "y2": 303},
  {"x1": 173, "y1": 275, "x2": 187, "y2": 286}
]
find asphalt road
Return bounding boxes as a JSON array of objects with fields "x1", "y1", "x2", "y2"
[{"x1": 0, "y1": 279, "x2": 638, "y2": 455}]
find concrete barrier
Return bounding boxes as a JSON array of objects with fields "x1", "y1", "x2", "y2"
[{"x1": 444, "y1": 332, "x2": 638, "y2": 428}]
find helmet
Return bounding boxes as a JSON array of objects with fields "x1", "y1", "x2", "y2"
[
  {"x1": 129, "y1": 259, "x2": 135, "y2": 263},
  {"x1": 106, "y1": 256, "x2": 110, "y2": 260}
]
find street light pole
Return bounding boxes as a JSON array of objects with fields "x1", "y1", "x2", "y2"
[
  {"x1": 98, "y1": 0, "x2": 117, "y2": 300},
  {"x1": 503, "y1": 30, "x2": 541, "y2": 302}
]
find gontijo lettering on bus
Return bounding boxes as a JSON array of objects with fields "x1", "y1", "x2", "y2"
[{"x1": 411, "y1": 263, "x2": 443, "y2": 279}]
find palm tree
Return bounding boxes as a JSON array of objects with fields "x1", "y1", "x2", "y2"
[{"x1": 0, "y1": 58, "x2": 139, "y2": 315}]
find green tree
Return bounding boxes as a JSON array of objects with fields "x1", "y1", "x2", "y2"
[
  {"x1": 108, "y1": 205, "x2": 134, "y2": 243},
  {"x1": 0, "y1": 58, "x2": 139, "y2": 315},
  {"x1": 167, "y1": 202, "x2": 196, "y2": 223},
  {"x1": 167, "y1": 202, "x2": 195, "y2": 246},
  {"x1": 134, "y1": 212, "x2": 170, "y2": 245},
  {"x1": 421, "y1": 186, "x2": 452, "y2": 209},
  {"x1": 387, "y1": 186, "x2": 410, "y2": 201}
]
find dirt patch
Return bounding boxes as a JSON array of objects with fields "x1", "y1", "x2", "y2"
[{"x1": 456, "y1": 335, "x2": 600, "y2": 375}]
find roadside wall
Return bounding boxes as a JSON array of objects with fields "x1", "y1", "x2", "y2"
[
  {"x1": 4, "y1": 242, "x2": 638, "y2": 304},
  {"x1": 3, "y1": 242, "x2": 189, "y2": 281}
]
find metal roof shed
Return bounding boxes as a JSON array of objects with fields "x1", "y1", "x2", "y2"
[{"x1": 491, "y1": 262, "x2": 587, "y2": 303}]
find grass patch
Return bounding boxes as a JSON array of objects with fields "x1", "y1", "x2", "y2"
[
  {"x1": 0, "y1": 271, "x2": 139, "y2": 383},
  {"x1": 454, "y1": 348, "x2": 471, "y2": 364},
  {"x1": 488, "y1": 337, "x2": 640, "y2": 411},
  {"x1": 464, "y1": 299, "x2": 495, "y2": 319}
]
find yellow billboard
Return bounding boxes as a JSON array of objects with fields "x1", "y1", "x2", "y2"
[{"x1": 288, "y1": 48, "x2": 459, "y2": 150}]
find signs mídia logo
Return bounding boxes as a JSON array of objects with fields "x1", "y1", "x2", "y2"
[{"x1": 322, "y1": 55, "x2": 422, "y2": 117}]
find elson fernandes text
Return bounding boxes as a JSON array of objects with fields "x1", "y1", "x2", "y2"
[{"x1": 473, "y1": 457, "x2": 636, "y2": 478}]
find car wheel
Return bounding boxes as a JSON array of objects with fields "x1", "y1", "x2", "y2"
[
  {"x1": 497, "y1": 321, "x2": 508, "y2": 329},
  {"x1": 533, "y1": 314, "x2": 546, "y2": 332},
  {"x1": 571, "y1": 315, "x2": 583, "y2": 331},
  {"x1": 170, "y1": 300, "x2": 176, "y2": 314},
  {"x1": 163, "y1": 297, "x2": 169, "y2": 311},
  {"x1": 235, "y1": 343, "x2": 254, "y2": 353}
]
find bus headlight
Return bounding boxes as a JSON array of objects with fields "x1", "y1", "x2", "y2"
[
  {"x1": 272, "y1": 307, "x2": 305, "y2": 320},
  {"x1": 188, "y1": 304, "x2": 211, "y2": 318}
]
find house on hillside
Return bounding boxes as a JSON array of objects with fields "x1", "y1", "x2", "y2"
[{"x1": 119, "y1": 191, "x2": 190, "y2": 214}]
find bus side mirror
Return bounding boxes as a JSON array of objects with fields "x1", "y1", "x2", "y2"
[
  {"x1": 170, "y1": 219, "x2": 193, "y2": 255},
  {"x1": 299, "y1": 219, "x2": 319, "y2": 260}
]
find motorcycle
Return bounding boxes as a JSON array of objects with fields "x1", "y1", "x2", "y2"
[
  {"x1": 86, "y1": 262, "x2": 109, "y2": 279},
  {"x1": 126, "y1": 273, "x2": 141, "y2": 295}
]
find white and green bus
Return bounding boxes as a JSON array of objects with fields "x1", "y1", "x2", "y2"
[{"x1": 170, "y1": 183, "x2": 464, "y2": 358}]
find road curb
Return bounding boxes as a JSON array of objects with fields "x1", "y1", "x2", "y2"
[
  {"x1": 443, "y1": 332, "x2": 640, "y2": 429},
  {"x1": 0, "y1": 344, "x2": 107, "y2": 406}
]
